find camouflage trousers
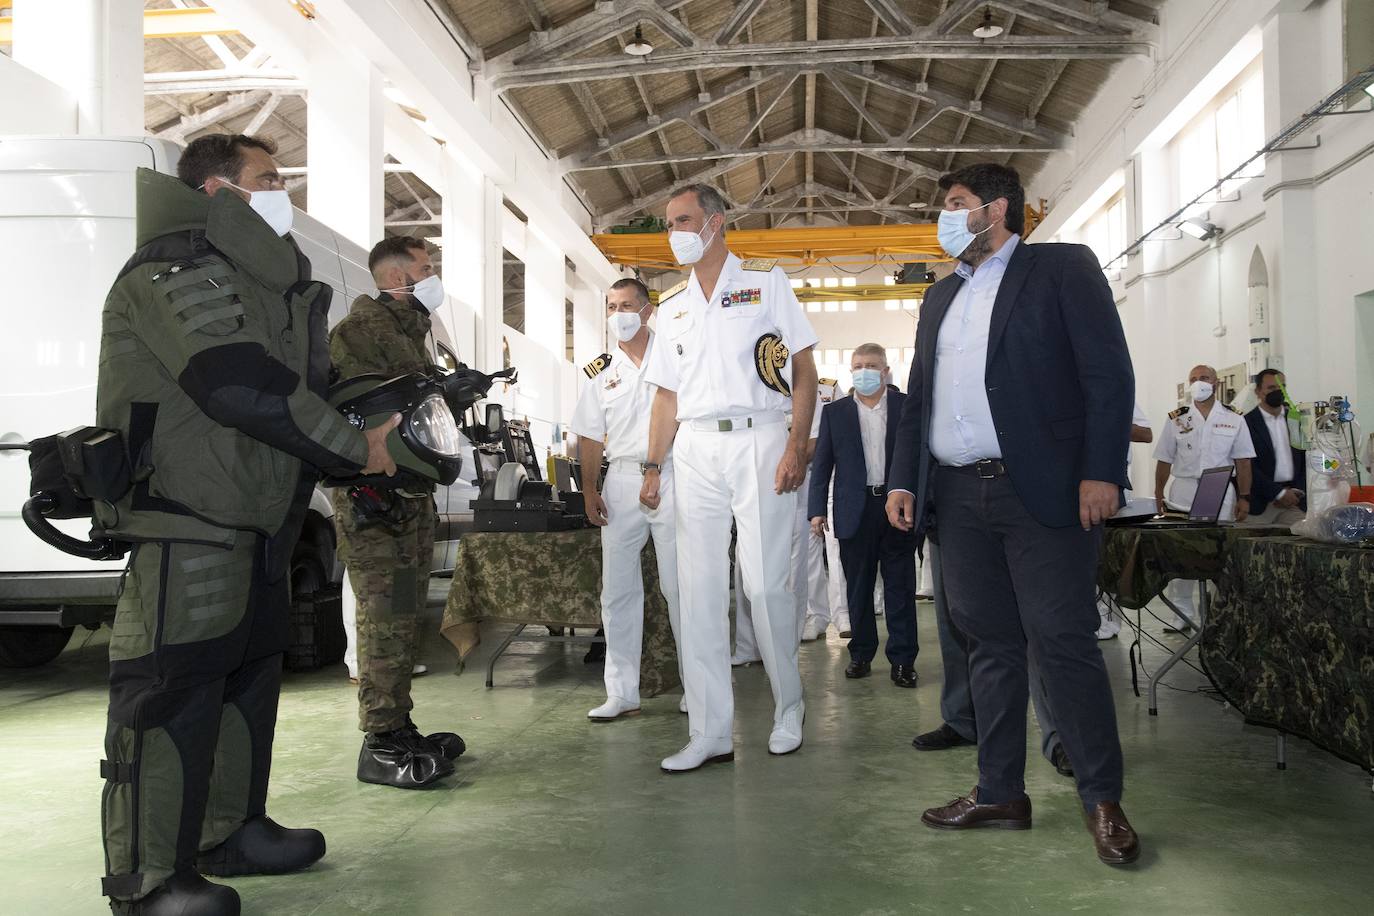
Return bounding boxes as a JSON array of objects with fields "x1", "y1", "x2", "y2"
[{"x1": 333, "y1": 490, "x2": 435, "y2": 734}]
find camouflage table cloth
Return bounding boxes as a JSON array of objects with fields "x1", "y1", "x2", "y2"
[
  {"x1": 1202, "y1": 537, "x2": 1374, "y2": 769},
  {"x1": 441, "y1": 530, "x2": 680, "y2": 696},
  {"x1": 1097, "y1": 526, "x2": 1292, "y2": 610}
]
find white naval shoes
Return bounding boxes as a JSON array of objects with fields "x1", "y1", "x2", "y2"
[
  {"x1": 660, "y1": 736, "x2": 734, "y2": 773},
  {"x1": 800, "y1": 616, "x2": 826, "y2": 642},
  {"x1": 730, "y1": 653, "x2": 762, "y2": 667},
  {"x1": 768, "y1": 703, "x2": 805, "y2": 756},
  {"x1": 834, "y1": 614, "x2": 852, "y2": 639},
  {"x1": 588, "y1": 697, "x2": 641, "y2": 721},
  {"x1": 1096, "y1": 603, "x2": 1123, "y2": 641},
  {"x1": 678, "y1": 696, "x2": 688, "y2": 714}
]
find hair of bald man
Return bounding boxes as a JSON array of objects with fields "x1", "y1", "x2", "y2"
[
  {"x1": 852, "y1": 342, "x2": 888, "y2": 366},
  {"x1": 1190, "y1": 364, "x2": 1218, "y2": 378}
]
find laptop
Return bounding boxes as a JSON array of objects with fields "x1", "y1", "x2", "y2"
[{"x1": 1106, "y1": 465, "x2": 1234, "y2": 528}]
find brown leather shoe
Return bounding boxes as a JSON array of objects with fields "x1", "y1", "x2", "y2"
[
  {"x1": 1085, "y1": 802, "x2": 1140, "y2": 865},
  {"x1": 921, "y1": 789, "x2": 1032, "y2": 830}
]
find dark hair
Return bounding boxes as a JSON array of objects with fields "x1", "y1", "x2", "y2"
[
  {"x1": 668, "y1": 183, "x2": 729, "y2": 218},
  {"x1": 177, "y1": 134, "x2": 278, "y2": 190},
  {"x1": 1254, "y1": 367, "x2": 1283, "y2": 389},
  {"x1": 610, "y1": 277, "x2": 651, "y2": 306},
  {"x1": 938, "y1": 163, "x2": 1025, "y2": 235},
  {"x1": 368, "y1": 236, "x2": 427, "y2": 274}
]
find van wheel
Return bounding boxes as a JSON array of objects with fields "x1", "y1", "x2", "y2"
[
  {"x1": 286, "y1": 546, "x2": 345, "y2": 672},
  {"x1": 0, "y1": 625, "x2": 74, "y2": 668}
]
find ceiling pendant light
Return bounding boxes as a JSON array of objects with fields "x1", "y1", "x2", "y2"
[
  {"x1": 623, "y1": 24, "x2": 654, "y2": 57},
  {"x1": 972, "y1": 8, "x2": 1003, "y2": 39}
]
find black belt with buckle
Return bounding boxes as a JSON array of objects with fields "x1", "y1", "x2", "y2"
[
  {"x1": 866, "y1": 485, "x2": 886, "y2": 497},
  {"x1": 943, "y1": 459, "x2": 1008, "y2": 479}
]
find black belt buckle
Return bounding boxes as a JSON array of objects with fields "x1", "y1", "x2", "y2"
[
  {"x1": 868, "y1": 485, "x2": 886, "y2": 497},
  {"x1": 975, "y1": 459, "x2": 1003, "y2": 479}
]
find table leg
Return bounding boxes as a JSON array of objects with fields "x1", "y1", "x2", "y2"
[
  {"x1": 1276, "y1": 732, "x2": 1287, "y2": 770},
  {"x1": 485, "y1": 623, "x2": 526, "y2": 689},
  {"x1": 1148, "y1": 579, "x2": 1208, "y2": 716}
]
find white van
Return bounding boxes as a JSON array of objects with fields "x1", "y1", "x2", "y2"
[{"x1": 0, "y1": 136, "x2": 474, "y2": 667}]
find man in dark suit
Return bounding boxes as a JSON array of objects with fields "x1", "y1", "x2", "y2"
[
  {"x1": 1243, "y1": 368, "x2": 1307, "y2": 526},
  {"x1": 809, "y1": 344, "x2": 918, "y2": 687},
  {"x1": 885, "y1": 163, "x2": 1139, "y2": 866}
]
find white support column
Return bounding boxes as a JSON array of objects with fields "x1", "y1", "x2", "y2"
[
  {"x1": 440, "y1": 149, "x2": 486, "y2": 366},
  {"x1": 306, "y1": 53, "x2": 384, "y2": 249},
  {"x1": 11, "y1": 0, "x2": 143, "y2": 135}
]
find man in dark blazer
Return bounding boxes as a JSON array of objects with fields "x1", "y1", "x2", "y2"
[
  {"x1": 1243, "y1": 368, "x2": 1307, "y2": 526},
  {"x1": 885, "y1": 163, "x2": 1139, "y2": 866},
  {"x1": 808, "y1": 345, "x2": 918, "y2": 687}
]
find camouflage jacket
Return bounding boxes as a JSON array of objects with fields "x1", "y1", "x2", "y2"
[{"x1": 329, "y1": 293, "x2": 436, "y2": 381}]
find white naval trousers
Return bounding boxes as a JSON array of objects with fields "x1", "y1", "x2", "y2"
[
  {"x1": 599, "y1": 463, "x2": 682, "y2": 705},
  {"x1": 1163, "y1": 476, "x2": 1237, "y2": 627},
  {"x1": 734, "y1": 467, "x2": 829, "y2": 656},
  {"x1": 675, "y1": 420, "x2": 802, "y2": 740}
]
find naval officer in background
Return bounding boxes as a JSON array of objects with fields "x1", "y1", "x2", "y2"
[
  {"x1": 571, "y1": 278, "x2": 683, "y2": 722},
  {"x1": 640, "y1": 183, "x2": 819, "y2": 773}
]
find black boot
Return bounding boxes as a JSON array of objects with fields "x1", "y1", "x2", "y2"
[
  {"x1": 583, "y1": 629, "x2": 606, "y2": 665},
  {"x1": 112, "y1": 872, "x2": 239, "y2": 916},
  {"x1": 401, "y1": 717, "x2": 466, "y2": 761},
  {"x1": 357, "y1": 730, "x2": 454, "y2": 788},
  {"x1": 196, "y1": 816, "x2": 326, "y2": 877}
]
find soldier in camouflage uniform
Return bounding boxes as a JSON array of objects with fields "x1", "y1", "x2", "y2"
[
  {"x1": 330, "y1": 236, "x2": 466, "y2": 789},
  {"x1": 94, "y1": 135, "x2": 398, "y2": 916}
]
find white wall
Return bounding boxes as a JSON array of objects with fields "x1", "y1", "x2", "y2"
[{"x1": 1028, "y1": 0, "x2": 1374, "y2": 489}]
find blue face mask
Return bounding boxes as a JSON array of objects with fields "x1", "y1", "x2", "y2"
[
  {"x1": 937, "y1": 201, "x2": 993, "y2": 259},
  {"x1": 852, "y1": 368, "x2": 885, "y2": 396}
]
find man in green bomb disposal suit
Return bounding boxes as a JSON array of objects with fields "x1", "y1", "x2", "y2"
[
  {"x1": 94, "y1": 134, "x2": 397, "y2": 916},
  {"x1": 330, "y1": 237, "x2": 466, "y2": 790}
]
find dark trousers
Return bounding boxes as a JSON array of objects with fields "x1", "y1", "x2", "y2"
[
  {"x1": 838, "y1": 492, "x2": 918, "y2": 666},
  {"x1": 103, "y1": 524, "x2": 298, "y2": 907},
  {"x1": 932, "y1": 468, "x2": 1123, "y2": 809},
  {"x1": 926, "y1": 542, "x2": 977, "y2": 743}
]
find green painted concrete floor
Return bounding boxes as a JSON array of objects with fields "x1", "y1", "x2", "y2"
[{"x1": 2, "y1": 592, "x2": 1372, "y2": 916}]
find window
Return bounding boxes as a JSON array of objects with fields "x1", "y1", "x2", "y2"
[
  {"x1": 823, "y1": 277, "x2": 840, "y2": 288},
  {"x1": 806, "y1": 301, "x2": 822, "y2": 313},
  {"x1": 502, "y1": 249, "x2": 526, "y2": 333},
  {"x1": 564, "y1": 298, "x2": 575, "y2": 362},
  {"x1": 1082, "y1": 193, "x2": 1127, "y2": 268},
  {"x1": 841, "y1": 301, "x2": 857, "y2": 312},
  {"x1": 1174, "y1": 65, "x2": 1265, "y2": 210},
  {"x1": 824, "y1": 301, "x2": 840, "y2": 312}
]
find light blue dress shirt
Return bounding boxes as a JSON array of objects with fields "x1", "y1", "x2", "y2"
[{"x1": 928, "y1": 234, "x2": 1021, "y2": 466}]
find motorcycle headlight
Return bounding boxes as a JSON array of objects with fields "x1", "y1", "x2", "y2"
[{"x1": 408, "y1": 393, "x2": 463, "y2": 459}]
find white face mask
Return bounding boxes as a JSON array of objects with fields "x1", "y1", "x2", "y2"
[
  {"x1": 381, "y1": 274, "x2": 444, "y2": 312},
  {"x1": 937, "y1": 202, "x2": 993, "y2": 259},
  {"x1": 668, "y1": 217, "x2": 719, "y2": 266},
  {"x1": 852, "y1": 368, "x2": 885, "y2": 397},
  {"x1": 211, "y1": 177, "x2": 293, "y2": 237},
  {"x1": 608, "y1": 311, "x2": 642, "y2": 343},
  {"x1": 1190, "y1": 380, "x2": 1215, "y2": 403}
]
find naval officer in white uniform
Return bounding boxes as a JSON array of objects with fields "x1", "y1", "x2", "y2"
[
  {"x1": 1153, "y1": 364, "x2": 1255, "y2": 629},
  {"x1": 640, "y1": 183, "x2": 819, "y2": 772},
  {"x1": 571, "y1": 278, "x2": 683, "y2": 721}
]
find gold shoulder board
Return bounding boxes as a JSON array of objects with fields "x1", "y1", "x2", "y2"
[
  {"x1": 583, "y1": 353, "x2": 612, "y2": 379},
  {"x1": 1224, "y1": 403, "x2": 1242, "y2": 414},
  {"x1": 740, "y1": 257, "x2": 778, "y2": 272},
  {"x1": 818, "y1": 377, "x2": 837, "y2": 386},
  {"x1": 1168, "y1": 406, "x2": 1189, "y2": 420},
  {"x1": 659, "y1": 279, "x2": 688, "y2": 302}
]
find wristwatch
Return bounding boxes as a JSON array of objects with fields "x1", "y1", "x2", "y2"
[{"x1": 640, "y1": 461, "x2": 661, "y2": 474}]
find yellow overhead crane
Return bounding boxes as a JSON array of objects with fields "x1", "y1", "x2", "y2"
[
  {"x1": 595, "y1": 224, "x2": 947, "y2": 272},
  {"x1": 0, "y1": 7, "x2": 237, "y2": 42},
  {"x1": 650, "y1": 280, "x2": 933, "y2": 306}
]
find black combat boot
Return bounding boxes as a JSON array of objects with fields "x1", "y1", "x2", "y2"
[
  {"x1": 400, "y1": 716, "x2": 466, "y2": 761},
  {"x1": 196, "y1": 816, "x2": 326, "y2": 877},
  {"x1": 357, "y1": 729, "x2": 454, "y2": 788},
  {"x1": 112, "y1": 871, "x2": 239, "y2": 916}
]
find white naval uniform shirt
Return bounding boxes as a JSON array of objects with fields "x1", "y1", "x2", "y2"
[
  {"x1": 857, "y1": 395, "x2": 888, "y2": 487},
  {"x1": 569, "y1": 334, "x2": 660, "y2": 463},
  {"x1": 642, "y1": 252, "x2": 819, "y2": 420},
  {"x1": 1154, "y1": 401, "x2": 1256, "y2": 512}
]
